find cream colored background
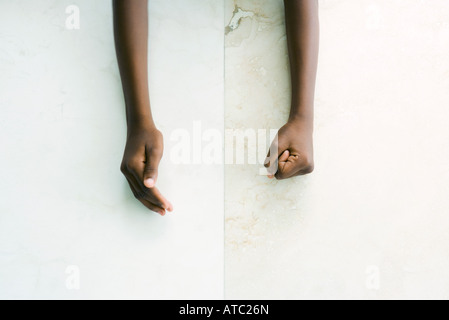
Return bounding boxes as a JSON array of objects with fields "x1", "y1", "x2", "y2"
[{"x1": 225, "y1": 0, "x2": 449, "y2": 299}]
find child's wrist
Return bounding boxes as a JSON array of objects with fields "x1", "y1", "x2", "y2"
[
  {"x1": 288, "y1": 111, "x2": 314, "y2": 125},
  {"x1": 127, "y1": 116, "x2": 156, "y2": 131}
]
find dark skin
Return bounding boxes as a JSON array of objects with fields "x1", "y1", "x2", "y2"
[
  {"x1": 113, "y1": 0, "x2": 318, "y2": 213},
  {"x1": 265, "y1": 0, "x2": 319, "y2": 180},
  {"x1": 113, "y1": 0, "x2": 172, "y2": 216}
]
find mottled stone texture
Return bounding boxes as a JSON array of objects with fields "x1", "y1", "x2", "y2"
[{"x1": 225, "y1": 0, "x2": 449, "y2": 299}]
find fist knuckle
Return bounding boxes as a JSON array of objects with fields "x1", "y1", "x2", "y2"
[
  {"x1": 300, "y1": 156, "x2": 314, "y2": 174},
  {"x1": 303, "y1": 164, "x2": 314, "y2": 174},
  {"x1": 120, "y1": 162, "x2": 129, "y2": 174},
  {"x1": 275, "y1": 171, "x2": 286, "y2": 180},
  {"x1": 121, "y1": 161, "x2": 138, "y2": 174},
  {"x1": 151, "y1": 146, "x2": 163, "y2": 156}
]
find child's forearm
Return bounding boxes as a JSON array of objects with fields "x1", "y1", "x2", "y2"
[
  {"x1": 284, "y1": 0, "x2": 319, "y2": 123},
  {"x1": 113, "y1": 0, "x2": 154, "y2": 129}
]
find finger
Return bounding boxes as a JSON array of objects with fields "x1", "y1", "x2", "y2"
[
  {"x1": 127, "y1": 175, "x2": 166, "y2": 211},
  {"x1": 265, "y1": 148, "x2": 279, "y2": 175},
  {"x1": 125, "y1": 177, "x2": 139, "y2": 199},
  {"x1": 276, "y1": 153, "x2": 303, "y2": 180},
  {"x1": 129, "y1": 167, "x2": 173, "y2": 211},
  {"x1": 143, "y1": 146, "x2": 162, "y2": 188},
  {"x1": 279, "y1": 150, "x2": 290, "y2": 163},
  {"x1": 292, "y1": 164, "x2": 315, "y2": 177},
  {"x1": 264, "y1": 138, "x2": 279, "y2": 169},
  {"x1": 127, "y1": 169, "x2": 166, "y2": 208},
  {"x1": 275, "y1": 161, "x2": 296, "y2": 180},
  {"x1": 276, "y1": 151, "x2": 313, "y2": 180},
  {"x1": 136, "y1": 153, "x2": 173, "y2": 211},
  {"x1": 265, "y1": 150, "x2": 275, "y2": 178},
  {"x1": 125, "y1": 177, "x2": 166, "y2": 215},
  {"x1": 290, "y1": 153, "x2": 314, "y2": 176},
  {"x1": 127, "y1": 160, "x2": 165, "y2": 207},
  {"x1": 264, "y1": 150, "x2": 271, "y2": 167},
  {"x1": 140, "y1": 198, "x2": 167, "y2": 216},
  {"x1": 145, "y1": 186, "x2": 173, "y2": 212},
  {"x1": 267, "y1": 145, "x2": 288, "y2": 177},
  {"x1": 267, "y1": 150, "x2": 289, "y2": 179}
]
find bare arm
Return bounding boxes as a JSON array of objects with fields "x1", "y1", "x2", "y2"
[
  {"x1": 266, "y1": 0, "x2": 319, "y2": 179},
  {"x1": 113, "y1": 0, "x2": 153, "y2": 126},
  {"x1": 113, "y1": 0, "x2": 172, "y2": 215},
  {"x1": 285, "y1": 0, "x2": 319, "y2": 122}
]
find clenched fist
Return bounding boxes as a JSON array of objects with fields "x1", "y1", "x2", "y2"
[{"x1": 265, "y1": 118, "x2": 314, "y2": 180}]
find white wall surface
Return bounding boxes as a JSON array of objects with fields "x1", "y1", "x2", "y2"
[{"x1": 0, "y1": 0, "x2": 224, "y2": 299}]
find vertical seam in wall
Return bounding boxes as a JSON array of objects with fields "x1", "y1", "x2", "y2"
[{"x1": 223, "y1": 0, "x2": 226, "y2": 301}]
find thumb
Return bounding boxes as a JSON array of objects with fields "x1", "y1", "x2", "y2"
[
  {"x1": 275, "y1": 153, "x2": 296, "y2": 180},
  {"x1": 265, "y1": 135, "x2": 287, "y2": 176},
  {"x1": 143, "y1": 150, "x2": 162, "y2": 188}
]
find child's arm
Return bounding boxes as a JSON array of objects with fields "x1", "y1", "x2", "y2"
[
  {"x1": 265, "y1": 0, "x2": 319, "y2": 179},
  {"x1": 113, "y1": 0, "x2": 172, "y2": 215}
]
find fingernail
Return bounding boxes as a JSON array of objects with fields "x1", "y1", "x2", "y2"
[
  {"x1": 268, "y1": 175, "x2": 274, "y2": 179},
  {"x1": 144, "y1": 178, "x2": 155, "y2": 188}
]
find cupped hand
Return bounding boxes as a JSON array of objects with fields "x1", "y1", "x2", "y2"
[
  {"x1": 120, "y1": 124, "x2": 173, "y2": 215},
  {"x1": 265, "y1": 118, "x2": 314, "y2": 180}
]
